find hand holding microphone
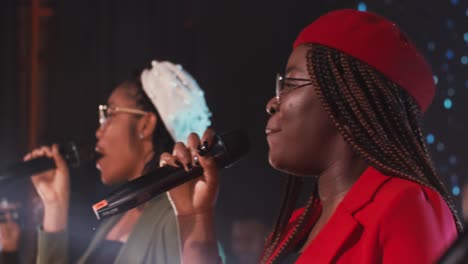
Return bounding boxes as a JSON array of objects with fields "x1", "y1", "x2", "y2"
[
  {"x1": 0, "y1": 199, "x2": 21, "y2": 252},
  {"x1": 161, "y1": 128, "x2": 220, "y2": 217},
  {"x1": 161, "y1": 128, "x2": 244, "y2": 264},
  {"x1": 24, "y1": 144, "x2": 70, "y2": 232},
  {"x1": 24, "y1": 145, "x2": 70, "y2": 207},
  {"x1": 0, "y1": 213, "x2": 20, "y2": 252},
  {"x1": 89, "y1": 129, "x2": 248, "y2": 264},
  {"x1": 92, "y1": 129, "x2": 249, "y2": 219}
]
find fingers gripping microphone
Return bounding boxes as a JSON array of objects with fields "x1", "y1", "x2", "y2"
[
  {"x1": 0, "y1": 142, "x2": 99, "y2": 183},
  {"x1": 92, "y1": 130, "x2": 250, "y2": 220}
]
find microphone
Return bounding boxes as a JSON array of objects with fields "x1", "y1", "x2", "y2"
[
  {"x1": 92, "y1": 130, "x2": 250, "y2": 220},
  {"x1": 0, "y1": 142, "x2": 99, "y2": 183}
]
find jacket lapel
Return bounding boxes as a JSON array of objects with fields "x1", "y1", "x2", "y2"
[
  {"x1": 297, "y1": 167, "x2": 391, "y2": 263},
  {"x1": 114, "y1": 194, "x2": 167, "y2": 263},
  {"x1": 78, "y1": 215, "x2": 123, "y2": 263},
  {"x1": 297, "y1": 208, "x2": 361, "y2": 263}
]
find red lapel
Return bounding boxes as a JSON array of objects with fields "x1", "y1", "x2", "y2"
[{"x1": 295, "y1": 167, "x2": 392, "y2": 263}]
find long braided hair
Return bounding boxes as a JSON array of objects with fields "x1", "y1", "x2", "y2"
[
  {"x1": 120, "y1": 71, "x2": 175, "y2": 174},
  {"x1": 261, "y1": 44, "x2": 462, "y2": 263}
]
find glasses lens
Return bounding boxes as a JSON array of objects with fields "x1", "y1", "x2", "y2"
[
  {"x1": 276, "y1": 73, "x2": 283, "y2": 101},
  {"x1": 99, "y1": 105, "x2": 107, "y2": 125}
]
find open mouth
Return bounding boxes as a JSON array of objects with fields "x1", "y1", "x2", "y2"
[
  {"x1": 94, "y1": 146, "x2": 105, "y2": 170},
  {"x1": 265, "y1": 128, "x2": 281, "y2": 135},
  {"x1": 96, "y1": 158, "x2": 103, "y2": 170},
  {"x1": 95, "y1": 152, "x2": 104, "y2": 161}
]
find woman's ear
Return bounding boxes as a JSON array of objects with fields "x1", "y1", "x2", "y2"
[{"x1": 138, "y1": 113, "x2": 157, "y2": 139}]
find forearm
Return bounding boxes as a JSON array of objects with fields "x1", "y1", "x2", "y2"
[
  {"x1": 43, "y1": 204, "x2": 68, "y2": 232},
  {"x1": 177, "y1": 211, "x2": 221, "y2": 264}
]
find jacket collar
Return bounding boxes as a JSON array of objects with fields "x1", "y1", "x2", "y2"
[{"x1": 295, "y1": 166, "x2": 391, "y2": 263}]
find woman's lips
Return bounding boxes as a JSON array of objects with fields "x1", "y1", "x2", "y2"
[
  {"x1": 96, "y1": 157, "x2": 103, "y2": 170},
  {"x1": 94, "y1": 146, "x2": 105, "y2": 170},
  {"x1": 265, "y1": 128, "x2": 281, "y2": 135}
]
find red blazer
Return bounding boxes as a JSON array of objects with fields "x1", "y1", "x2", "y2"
[{"x1": 267, "y1": 167, "x2": 457, "y2": 263}]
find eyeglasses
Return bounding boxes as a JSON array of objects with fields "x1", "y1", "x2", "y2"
[
  {"x1": 98, "y1": 104, "x2": 147, "y2": 126},
  {"x1": 275, "y1": 73, "x2": 313, "y2": 103}
]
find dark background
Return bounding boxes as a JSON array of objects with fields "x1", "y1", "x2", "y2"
[{"x1": 1, "y1": 0, "x2": 467, "y2": 262}]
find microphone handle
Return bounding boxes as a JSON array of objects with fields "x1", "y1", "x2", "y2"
[
  {"x1": 0, "y1": 157, "x2": 56, "y2": 182},
  {"x1": 93, "y1": 130, "x2": 250, "y2": 220},
  {"x1": 0, "y1": 142, "x2": 98, "y2": 183},
  {"x1": 94, "y1": 166, "x2": 203, "y2": 219}
]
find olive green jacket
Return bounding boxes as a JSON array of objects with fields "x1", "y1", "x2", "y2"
[{"x1": 37, "y1": 194, "x2": 180, "y2": 264}]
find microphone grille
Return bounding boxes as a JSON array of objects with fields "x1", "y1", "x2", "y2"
[
  {"x1": 218, "y1": 130, "x2": 250, "y2": 167},
  {"x1": 59, "y1": 142, "x2": 100, "y2": 168}
]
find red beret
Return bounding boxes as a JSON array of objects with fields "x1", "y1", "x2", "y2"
[{"x1": 294, "y1": 9, "x2": 435, "y2": 112}]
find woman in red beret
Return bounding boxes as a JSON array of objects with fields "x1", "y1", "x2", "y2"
[{"x1": 161, "y1": 9, "x2": 461, "y2": 264}]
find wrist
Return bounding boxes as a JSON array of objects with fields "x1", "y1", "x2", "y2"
[
  {"x1": 177, "y1": 210, "x2": 219, "y2": 263},
  {"x1": 177, "y1": 209, "x2": 216, "y2": 241},
  {"x1": 177, "y1": 209, "x2": 215, "y2": 219},
  {"x1": 177, "y1": 210, "x2": 216, "y2": 238},
  {"x1": 43, "y1": 205, "x2": 68, "y2": 232}
]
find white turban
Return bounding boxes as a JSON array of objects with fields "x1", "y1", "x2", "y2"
[{"x1": 140, "y1": 61, "x2": 212, "y2": 143}]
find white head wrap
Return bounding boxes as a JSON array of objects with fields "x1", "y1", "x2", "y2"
[{"x1": 140, "y1": 60, "x2": 212, "y2": 143}]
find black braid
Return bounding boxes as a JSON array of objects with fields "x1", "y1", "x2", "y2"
[
  {"x1": 261, "y1": 176, "x2": 305, "y2": 263},
  {"x1": 307, "y1": 44, "x2": 462, "y2": 232}
]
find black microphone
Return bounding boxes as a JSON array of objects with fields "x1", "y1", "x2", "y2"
[
  {"x1": 0, "y1": 142, "x2": 99, "y2": 183},
  {"x1": 92, "y1": 130, "x2": 250, "y2": 220}
]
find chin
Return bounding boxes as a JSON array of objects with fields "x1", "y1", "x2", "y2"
[
  {"x1": 268, "y1": 152, "x2": 290, "y2": 173},
  {"x1": 100, "y1": 174, "x2": 112, "y2": 185},
  {"x1": 100, "y1": 173, "x2": 121, "y2": 186},
  {"x1": 268, "y1": 152, "x2": 314, "y2": 176}
]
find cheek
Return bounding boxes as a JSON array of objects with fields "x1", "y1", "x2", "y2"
[
  {"x1": 268, "y1": 102, "x2": 308, "y2": 172},
  {"x1": 100, "y1": 123, "x2": 140, "y2": 183},
  {"x1": 269, "y1": 93, "x2": 337, "y2": 174},
  {"x1": 106, "y1": 125, "x2": 133, "y2": 156},
  {"x1": 100, "y1": 157, "x2": 129, "y2": 184},
  {"x1": 106, "y1": 120, "x2": 140, "y2": 152}
]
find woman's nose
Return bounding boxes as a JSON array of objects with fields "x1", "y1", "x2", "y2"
[
  {"x1": 266, "y1": 97, "x2": 279, "y2": 115},
  {"x1": 95, "y1": 124, "x2": 104, "y2": 140}
]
